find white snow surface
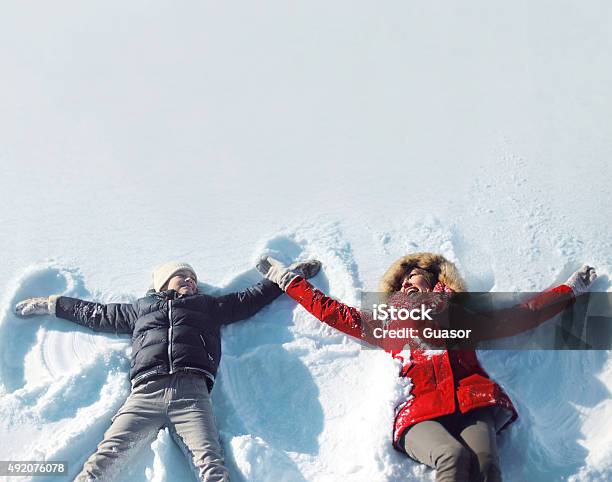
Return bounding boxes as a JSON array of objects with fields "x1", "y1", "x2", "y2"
[{"x1": 1, "y1": 2, "x2": 611, "y2": 481}]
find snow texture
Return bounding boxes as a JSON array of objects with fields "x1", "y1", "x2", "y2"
[{"x1": 1, "y1": 2, "x2": 611, "y2": 481}]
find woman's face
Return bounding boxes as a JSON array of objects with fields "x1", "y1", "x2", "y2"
[{"x1": 400, "y1": 268, "x2": 433, "y2": 294}]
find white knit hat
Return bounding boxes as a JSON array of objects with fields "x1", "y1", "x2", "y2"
[{"x1": 153, "y1": 262, "x2": 197, "y2": 292}]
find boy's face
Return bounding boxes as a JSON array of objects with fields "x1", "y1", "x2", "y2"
[{"x1": 165, "y1": 269, "x2": 198, "y2": 295}]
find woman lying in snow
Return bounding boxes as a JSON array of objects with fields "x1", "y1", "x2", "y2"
[{"x1": 257, "y1": 253, "x2": 597, "y2": 482}]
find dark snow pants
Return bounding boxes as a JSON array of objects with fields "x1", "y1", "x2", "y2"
[
  {"x1": 400, "y1": 407, "x2": 501, "y2": 482},
  {"x1": 74, "y1": 372, "x2": 229, "y2": 482}
]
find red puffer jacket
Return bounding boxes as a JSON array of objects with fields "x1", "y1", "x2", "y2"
[{"x1": 284, "y1": 276, "x2": 575, "y2": 450}]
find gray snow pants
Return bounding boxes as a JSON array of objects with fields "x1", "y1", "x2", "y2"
[
  {"x1": 400, "y1": 407, "x2": 502, "y2": 482},
  {"x1": 74, "y1": 372, "x2": 229, "y2": 482}
]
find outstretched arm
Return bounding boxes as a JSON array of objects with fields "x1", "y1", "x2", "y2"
[
  {"x1": 215, "y1": 257, "x2": 324, "y2": 325},
  {"x1": 450, "y1": 265, "x2": 597, "y2": 342},
  {"x1": 285, "y1": 276, "x2": 365, "y2": 339},
  {"x1": 15, "y1": 295, "x2": 137, "y2": 334},
  {"x1": 256, "y1": 256, "x2": 367, "y2": 339},
  {"x1": 214, "y1": 279, "x2": 283, "y2": 325},
  {"x1": 450, "y1": 285, "x2": 575, "y2": 341}
]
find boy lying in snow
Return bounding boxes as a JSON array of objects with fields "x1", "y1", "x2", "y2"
[{"x1": 14, "y1": 259, "x2": 320, "y2": 482}]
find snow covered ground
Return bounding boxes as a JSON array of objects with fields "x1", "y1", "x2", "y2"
[{"x1": 1, "y1": 2, "x2": 611, "y2": 481}]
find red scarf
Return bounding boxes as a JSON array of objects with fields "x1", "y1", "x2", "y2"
[{"x1": 381, "y1": 281, "x2": 455, "y2": 361}]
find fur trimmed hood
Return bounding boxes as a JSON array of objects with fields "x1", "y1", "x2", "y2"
[{"x1": 379, "y1": 252, "x2": 466, "y2": 293}]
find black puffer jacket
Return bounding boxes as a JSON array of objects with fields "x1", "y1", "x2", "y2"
[{"x1": 55, "y1": 279, "x2": 282, "y2": 390}]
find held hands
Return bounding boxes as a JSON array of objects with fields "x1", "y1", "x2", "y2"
[
  {"x1": 256, "y1": 256, "x2": 321, "y2": 291},
  {"x1": 288, "y1": 259, "x2": 322, "y2": 280},
  {"x1": 14, "y1": 296, "x2": 58, "y2": 317},
  {"x1": 565, "y1": 265, "x2": 597, "y2": 296}
]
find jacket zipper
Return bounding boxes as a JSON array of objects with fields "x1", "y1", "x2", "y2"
[
  {"x1": 199, "y1": 334, "x2": 214, "y2": 362},
  {"x1": 167, "y1": 300, "x2": 173, "y2": 374}
]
